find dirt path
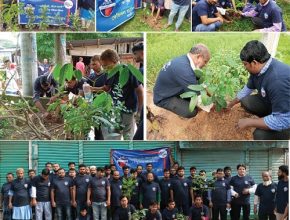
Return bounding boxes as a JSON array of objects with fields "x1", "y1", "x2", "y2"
[{"x1": 147, "y1": 91, "x2": 255, "y2": 140}]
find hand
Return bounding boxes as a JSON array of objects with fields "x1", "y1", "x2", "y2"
[
  {"x1": 217, "y1": 17, "x2": 224, "y2": 23},
  {"x1": 87, "y1": 200, "x2": 92, "y2": 207},
  {"x1": 106, "y1": 200, "x2": 110, "y2": 207},
  {"x1": 209, "y1": 201, "x2": 213, "y2": 208},
  {"x1": 254, "y1": 206, "x2": 257, "y2": 215},
  {"x1": 8, "y1": 203, "x2": 13, "y2": 209},
  {"x1": 31, "y1": 199, "x2": 37, "y2": 207},
  {"x1": 242, "y1": 188, "x2": 250, "y2": 195},
  {"x1": 72, "y1": 201, "x2": 77, "y2": 208},
  {"x1": 51, "y1": 201, "x2": 56, "y2": 208},
  {"x1": 234, "y1": 193, "x2": 239, "y2": 198},
  {"x1": 237, "y1": 118, "x2": 252, "y2": 129},
  {"x1": 227, "y1": 100, "x2": 237, "y2": 110},
  {"x1": 226, "y1": 203, "x2": 231, "y2": 209}
]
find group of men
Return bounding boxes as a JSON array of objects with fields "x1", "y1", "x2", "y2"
[
  {"x1": 153, "y1": 40, "x2": 290, "y2": 140},
  {"x1": 32, "y1": 44, "x2": 144, "y2": 140},
  {"x1": 191, "y1": 0, "x2": 286, "y2": 31},
  {"x1": 1, "y1": 162, "x2": 288, "y2": 220}
]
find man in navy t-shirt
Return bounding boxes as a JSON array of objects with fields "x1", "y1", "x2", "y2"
[
  {"x1": 275, "y1": 165, "x2": 288, "y2": 220},
  {"x1": 1, "y1": 172, "x2": 14, "y2": 220},
  {"x1": 192, "y1": 0, "x2": 225, "y2": 31},
  {"x1": 242, "y1": 0, "x2": 286, "y2": 32},
  {"x1": 254, "y1": 171, "x2": 277, "y2": 220},
  {"x1": 51, "y1": 168, "x2": 74, "y2": 220},
  {"x1": 229, "y1": 164, "x2": 256, "y2": 220},
  {"x1": 162, "y1": 200, "x2": 179, "y2": 220},
  {"x1": 189, "y1": 195, "x2": 209, "y2": 220},
  {"x1": 154, "y1": 44, "x2": 210, "y2": 118},
  {"x1": 227, "y1": 40, "x2": 290, "y2": 140},
  {"x1": 159, "y1": 169, "x2": 171, "y2": 211},
  {"x1": 110, "y1": 171, "x2": 123, "y2": 217}
]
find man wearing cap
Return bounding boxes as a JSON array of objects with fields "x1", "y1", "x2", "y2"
[
  {"x1": 154, "y1": 44, "x2": 210, "y2": 118},
  {"x1": 227, "y1": 40, "x2": 290, "y2": 140}
]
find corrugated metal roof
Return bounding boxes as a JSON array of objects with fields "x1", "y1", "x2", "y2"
[{"x1": 67, "y1": 37, "x2": 143, "y2": 47}]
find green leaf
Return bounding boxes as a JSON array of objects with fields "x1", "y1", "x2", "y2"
[
  {"x1": 215, "y1": 97, "x2": 227, "y2": 111},
  {"x1": 189, "y1": 94, "x2": 198, "y2": 112},
  {"x1": 92, "y1": 93, "x2": 112, "y2": 111},
  {"x1": 52, "y1": 64, "x2": 61, "y2": 80},
  {"x1": 74, "y1": 70, "x2": 82, "y2": 81},
  {"x1": 59, "y1": 63, "x2": 73, "y2": 85},
  {"x1": 107, "y1": 65, "x2": 121, "y2": 79},
  {"x1": 194, "y1": 69, "x2": 203, "y2": 78},
  {"x1": 207, "y1": 85, "x2": 216, "y2": 96},
  {"x1": 127, "y1": 64, "x2": 143, "y2": 83},
  {"x1": 180, "y1": 91, "x2": 196, "y2": 99},
  {"x1": 220, "y1": 65, "x2": 230, "y2": 74},
  {"x1": 119, "y1": 67, "x2": 129, "y2": 88},
  {"x1": 201, "y1": 90, "x2": 213, "y2": 106},
  {"x1": 188, "y1": 84, "x2": 204, "y2": 92}
]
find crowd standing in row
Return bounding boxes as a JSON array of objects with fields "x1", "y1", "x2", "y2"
[{"x1": 1, "y1": 162, "x2": 288, "y2": 220}]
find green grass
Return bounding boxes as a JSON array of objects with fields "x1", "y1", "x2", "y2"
[
  {"x1": 114, "y1": 8, "x2": 191, "y2": 32},
  {"x1": 147, "y1": 33, "x2": 290, "y2": 90}
]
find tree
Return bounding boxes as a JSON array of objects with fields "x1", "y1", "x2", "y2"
[{"x1": 54, "y1": 33, "x2": 66, "y2": 66}]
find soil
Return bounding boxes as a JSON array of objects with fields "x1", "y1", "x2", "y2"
[
  {"x1": 147, "y1": 91, "x2": 255, "y2": 140},
  {"x1": 142, "y1": 15, "x2": 164, "y2": 31}
]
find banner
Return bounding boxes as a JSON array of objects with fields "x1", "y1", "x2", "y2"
[
  {"x1": 111, "y1": 148, "x2": 171, "y2": 177},
  {"x1": 18, "y1": 0, "x2": 77, "y2": 25},
  {"x1": 96, "y1": 0, "x2": 135, "y2": 31}
]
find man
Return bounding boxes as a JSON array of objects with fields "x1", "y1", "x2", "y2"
[
  {"x1": 28, "y1": 169, "x2": 36, "y2": 180},
  {"x1": 0, "y1": 173, "x2": 14, "y2": 220},
  {"x1": 170, "y1": 166, "x2": 193, "y2": 216},
  {"x1": 31, "y1": 169, "x2": 52, "y2": 220},
  {"x1": 275, "y1": 165, "x2": 288, "y2": 220},
  {"x1": 76, "y1": 57, "x2": 86, "y2": 76},
  {"x1": 229, "y1": 164, "x2": 256, "y2": 220},
  {"x1": 227, "y1": 40, "x2": 290, "y2": 140},
  {"x1": 224, "y1": 166, "x2": 232, "y2": 183},
  {"x1": 188, "y1": 166, "x2": 197, "y2": 181},
  {"x1": 153, "y1": 44, "x2": 210, "y2": 118},
  {"x1": 145, "y1": 201, "x2": 162, "y2": 220},
  {"x1": 159, "y1": 169, "x2": 171, "y2": 211},
  {"x1": 170, "y1": 167, "x2": 177, "y2": 179},
  {"x1": 162, "y1": 199, "x2": 179, "y2": 220},
  {"x1": 33, "y1": 70, "x2": 58, "y2": 117},
  {"x1": 93, "y1": 49, "x2": 144, "y2": 140},
  {"x1": 208, "y1": 168, "x2": 231, "y2": 220},
  {"x1": 87, "y1": 167, "x2": 111, "y2": 220},
  {"x1": 189, "y1": 195, "x2": 209, "y2": 220},
  {"x1": 51, "y1": 168, "x2": 74, "y2": 220},
  {"x1": 129, "y1": 168, "x2": 142, "y2": 209},
  {"x1": 8, "y1": 168, "x2": 32, "y2": 220},
  {"x1": 137, "y1": 165, "x2": 143, "y2": 177},
  {"x1": 66, "y1": 162, "x2": 78, "y2": 176},
  {"x1": 132, "y1": 43, "x2": 144, "y2": 74},
  {"x1": 45, "y1": 162, "x2": 53, "y2": 174},
  {"x1": 72, "y1": 164, "x2": 91, "y2": 220},
  {"x1": 141, "y1": 163, "x2": 159, "y2": 183},
  {"x1": 254, "y1": 171, "x2": 277, "y2": 220},
  {"x1": 140, "y1": 172, "x2": 161, "y2": 209},
  {"x1": 242, "y1": 0, "x2": 286, "y2": 32},
  {"x1": 113, "y1": 195, "x2": 136, "y2": 220},
  {"x1": 165, "y1": 0, "x2": 190, "y2": 32},
  {"x1": 121, "y1": 166, "x2": 130, "y2": 181},
  {"x1": 104, "y1": 165, "x2": 113, "y2": 181},
  {"x1": 110, "y1": 171, "x2": 123, "y2": 217},
  {"x1": 3, "y1": 59, "x2": 19, "y2": 95},
  {"x1": 90, "y1": 166, "x2": 97, "y2": 177},
  {"x1": 88, "y1": 55, "x2": 107, "y2": 88},
  {"x1": 64, "y1": 76, "x2": 87, "y2": 96},
  {"x1": 192, "y1": 0, "x2": 227, "y2": 31}
]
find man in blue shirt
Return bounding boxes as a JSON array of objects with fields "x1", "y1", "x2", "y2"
[
  {"x1": 159, "y1": 169, "x2": 171, "y2": 211},
  {"x1": 227, "y1": 40, "x2": 290, "y2": 140},
  {"x1": 275, "y1": 165, "x2": 288, "y2": 220},
  {"x1": 1, "y1": 172, "x2": 14, "y2": 220},
  {"x1": 192, "y1": 0, "x2": 226, "y2": 31},
  {"x1": 110, "y1": 171, "x2": 123, "y2": 217},
  {"x1": 229, "y1": 164, "x2": 256, "y2": 220},
  {"x1": 189, "y1": 195, "x2": 209, "y2": 220},
  {"x1": 154, "y1": 44, "x2": 210, "y2": 118},
  {"x1": 254, "y1": 171, "x2": 277, "y2": 220}
]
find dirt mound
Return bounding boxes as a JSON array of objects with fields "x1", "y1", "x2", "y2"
[
  {"x1": 142, "y1": 15, "x2": 163, "y2": 31},
  {"x1": 147, "y1": 92, "x2": 255, "y2": 140}
]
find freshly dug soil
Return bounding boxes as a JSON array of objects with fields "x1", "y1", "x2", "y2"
[
  {"x1": 142, "y1": 15, "x2": 163, "y2": 31},
  {"x1": 147, "y1": 92, "x2": 255, "y2": 140}
]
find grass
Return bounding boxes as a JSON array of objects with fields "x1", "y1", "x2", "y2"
[
  {"x1": 114, "y1": 8, "x2": 191, "y2": 32},
  {"x1": 147, "y1": 33, "x2": 290, "y2": 89}
]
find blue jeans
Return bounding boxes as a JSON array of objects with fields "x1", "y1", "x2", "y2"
[
  {"x1": 195, "y1": 21, "x2": 222, "y2": 31},
  {"x1": 56, "y1": 204, "x2": 72, "y2": 220},
  {"x1": 168, "y1": 2, "x2": 189, "y2": 30},
  {"x1": 92, "y1": 202, "x2": 107, "y2": 220}
]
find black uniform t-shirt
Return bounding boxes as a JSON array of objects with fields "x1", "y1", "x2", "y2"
[
  {"x1": 1, "y1": 182, "x2": 12, "y2": 206},
  {"x1": 73, "y1": 174, "x2": 91, "y2": 203},
  {"x1": 65, "y1": 78, "x2": 87, "y2": 95},
  {"x1": 145, "y1": 210, "x2": 162, "y2": 220},
  {"x1": 32, "y1": 175, "x2": 51, "y2": 202},
  {"x1": 255, "y1": 182, "x2": 277, "y2": 215},
  {"x1": 110, "y1": 179, "x2": 123, "y2": 207},
  {"x1": 113, "y1": 205, "x2": 136, "y2": 220},
  {"x1": 89, "y1": 177, "x2": 110, "y2": 203},
  {"x1": 170, "y1": 177, "x2": 191, "y2": 205},
  {"x1": 51, "y1": 176, "x2": 73, "y2": 205},
  {"x1": 10, "y1": 178, "x2": 31, "y2": 207},
  {"x1": 140, "y1": 181, "x2": 161, "y2": 208},
  {"x1": 162, "y1": 208, "x2": 178, "y2": 220},
  {"x1": 159, "y1": 178, "x2": 171, "y2": 208}
]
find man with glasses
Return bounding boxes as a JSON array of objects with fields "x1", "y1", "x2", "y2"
[
  {"x1": 1, "y1": 173, "x2": 14, "y2": 220},
  {"x1": 154, "y1": 44, "x2": 211, "y2": 118}
]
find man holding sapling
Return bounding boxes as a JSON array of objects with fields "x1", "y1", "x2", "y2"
[
  {"x1": 153, "y1": 44, "x2": 210, "y2": 118},
  {"x1": 227, "y1": 40, "x2": 290, "y2": 140}
]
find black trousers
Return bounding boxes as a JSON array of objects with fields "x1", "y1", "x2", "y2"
[
  {"x1": 156, "y1": 96, "x2": 198, "y2": 118},
  {"x1": 251, "y1": 17, "x2": 265, "y2": 29},
  {"x1": 212, "y1": 205, "x2": 227, "y2": 220},
  {"x1": 258, "y1": 213, "x2": 276, "y2": 220},
  {"x1": 231, "y1": 203, "x2": 250, "y2": 220},
  {"x1": 241, "y1": 95, "x2": 290, "y2": 140}
]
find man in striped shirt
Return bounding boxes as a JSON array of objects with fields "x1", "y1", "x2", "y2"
[{"x1": 227, "y1": 40, "x2": 290, "y2": 140}]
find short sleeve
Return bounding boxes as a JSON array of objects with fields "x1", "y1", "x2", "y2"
[
  {"x1": 197, "y1": 2, "x2": 209, "y2": 17},
  {"x1": 255, "y1": 185, "x2": 261, "y2": 196},
  {"x1": 271, "y1": 8, "x2": 282, "y2": 24}
]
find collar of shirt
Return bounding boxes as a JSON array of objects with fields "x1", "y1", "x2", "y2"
[
  {"x1": 261, "y1": 0, "x2": 270, "y2": 7},
  {"x1": 187, "y1": 53, "x2": 196, "y2": 72},
  {"x1": 258, "y1": 57, "x2": 272, "y2": 76}
]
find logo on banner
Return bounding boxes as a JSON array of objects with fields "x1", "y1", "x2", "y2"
[
  {"x1": 158, "y1": 149, "x2": 168, "y2": 158},
  {"x1": 99, "y1": 0, "x2": 116, "y2": 17},
  {"x1": 64, "y1": 0, "x2": 74, "y2": 9},
  {"x1": 117, "y1": 158, "x2": 128, "y2": 168}
]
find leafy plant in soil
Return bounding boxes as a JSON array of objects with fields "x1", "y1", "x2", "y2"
[
  {"x1": 39, "y1": 5, "x2": 50, "y2": 31},
  {"x1": 121, "y1": 177, "x2": 137, "y2": 200},
  {"x1": 132, "y1": 209, "x2": 148, "y2": 220},
  {"x1": 191, "y1": 176, "x2": 215, "y2": 194}
]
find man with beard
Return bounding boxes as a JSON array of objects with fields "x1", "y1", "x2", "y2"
[
  {"x1": 132, "y1": 43, "x2": 144, "y2": 75},
  {"x1": 254, "y1": 171, "x2": 277, "y2": 220},
  {"x1": 121, "y1": 166, "x2": 130, "y2": 181},
  {"x1": 188, "y1": 166, "x2": 197, "y2": 181},
  {"x1": 104, "y1": 165, "x2": 113, "y2": 181},
  {"x1": 136, "y1": 165, "x2": 143, "y2": 178},
  {"x1": 189, "y1": 195, "x2": 209, "y2": 220},
  {"x1": 31, "y1": 169, "x2": 52, "y2": 220},
  {"x1": 275, "y1": 165, "x2": 288, "y2": 220},
  {"x1": 229, "y1": 164, "x2": 256, "y2": 220},
  {"x1": 141, "y1": 163, "x2": 159, "y2": 183},
  {"x1": 90, "y1": 166, "x2": 97, "y2": 177},
  {"x1": 140, "y1": 172, "x2": 161, "y2": 209},
  {"x1": 72, "y1": 164, "x2": 91, "y2": 220},
  {"x1": 153, "y1": 44, "x2": 211, "y2": 118},
  {"x1": 227, "y1": 40, "x2": 290, "y2": 140},
  {"x1": 170, "y1": 166, "x2": 193, "y2": 216},
  {"x1": 51, "y1": 168, "x2": 74, "y2": 220},
  {"x1": 8, "y1": 168, "x2": 32, "y2": 220},
  {"x1": 0, "y1": 173, "x2": 14, "y2": 220},
  {"x1": 110, "y1": 171, "x2": 123, "y2": 217},
  {"x1": 170, "y1": 167, "x2": 177, "y2": 179},
  {"x1": 159, "y1": 169, "x2": 171, "y2": 211}
]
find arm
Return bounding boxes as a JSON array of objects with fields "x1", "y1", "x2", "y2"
[
  {"x1": 208, "y1": 189, "x2": 213, "y2": 208},
  {"x1": 170, "y1": 189, "x2": 174, "y2": 201},
  {"x1": 254, "y1": 195, "x2": 260, "y2": 215},
  {"x1": 106, "y1": 186, "x2": 111, "y2": 206},
  {"x1": 135, "y1": 85, "x2": 144, "y2": 114},
  {"x1": 200, "y1": 15, "x2": 223, "y2": 25},
  {"x1": 70, "y1": 186, "x2": 75, "y2": 206},
  {"x1": 282, "y1": 204, "x2": 289, "y2": 219},
  {"x1": 227, "y1": 85, "x2": 254, "y2": 109},
  {"x1": 31, "y1": 186, "x2": 37, "y2": 206},
  {"x1": 91, "y1": 85, "x2": 111, "y2": 93},
  {"x1": 87, "y1": 187, "x2": 91, "y2": 206},
  {"x1": 8, "y1": 190, "x2": 13, "y2": 209},
  {"x1": 51, "y1": 189, "x2": 56, "y2": 207},
  {"x1": 231, "y1": 0, "x2": 236, "y2": 11}
]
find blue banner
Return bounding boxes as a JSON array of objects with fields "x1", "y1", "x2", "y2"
[
  {"x1": 111, "y1": 148, "x2": 172, "y2": 177},
  {"x1": 96, "y1": 0, "x2": 135, "y2": 31},
  {"x1": 18, "y1": 0, "x2": 77, "y2": 25}
]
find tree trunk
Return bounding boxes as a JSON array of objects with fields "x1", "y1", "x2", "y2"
[
  {"x1": 20, "y1": 33, "x2": 38, "y2": 96},
  {"x1": 54, "y1": 33, "x2": 66, "y2": 66},
  {"x1": 261, "y1": 32, "x2": 280, "y2": 57}
]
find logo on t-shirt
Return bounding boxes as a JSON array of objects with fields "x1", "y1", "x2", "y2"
[
  {"x1": 244, "y1": 180, "x2": 248, "y2": 184},
  {"x1": 102, "y1": 181, "x2": 105, "y2": 185},
  {"x1": 264, "y1": 13, "x2": 269, "y2": 19},
  {"x1": 184, "y1": 183, "x2": 188, "y2": 187},
  {"x1": 119, "y1": 185, "x2": 122, "y2": 189},
  {"x1": 24, "y1": 184, "x2": 28, "y2": 188},
  {"x1": 261, "y1": 87, "x2": 266, "y2": 97},
  {"x1": 86, "y1": 178, "x2": 89, "y2": 183},
  {"x1": 136, "y1": 182, "x2": 139, "y2": 186},
  {"x1": 48, "y1": 182, "x2": 51, "y2": 187},
  {"x1": 284, "y1": 187, "x2": 288, "y2": 192},
  {"x1": 152, "y1": 187, "x2": 156, "y2": 191},
  {"x1": 162, "y1": 62, "x2": 171, "y2": 71},
  {"x1": 64, "y1": 181, "x2": 68, "y2": 186},
  {"x1": 168, "y1": 183, "x2": 171, "y2": 187},
  {"x1": 172, "y1": 215, "x2": 176, "y2": 218},
  {"x1": 222, "y1": 183, "x2": 226, "y2": 187},
  {"x1": 271, "y1": 188, "x2": 276, "y2": 193}
]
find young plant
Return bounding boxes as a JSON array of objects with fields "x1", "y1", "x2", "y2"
[
  {"x1": 38, "y1": 5, "x2": 49, "y2": 31},
  {"x1": 69, "y1": 13, "x2": 82, "y2": 31},
  {"x1": 24, "y1": 6, "x2": 36, "y2": 30},
  {"x1": 1, "y1": 2, "x2": 24, "y2": 31},
  {"x1": 191, "y1": 176, "x2": 215, "y2": 194},
  {"x1": 121, "y1": 177, "x2": 137, "y2": 200},
  {"x1": 132, "y1": 209, "x2": 148, "y2": 220}
]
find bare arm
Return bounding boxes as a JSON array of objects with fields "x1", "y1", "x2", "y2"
[
  {"x1": 106, "y1": 186, "x2": 111, "y2": 206},
  {"x1": 135, "y1": 85, "x2": 144, "y2": 114},
  {"x1": 200, "y1": 15, "x2": 223, "y2": 25}
]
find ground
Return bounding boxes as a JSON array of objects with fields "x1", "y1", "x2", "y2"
[
  {"x1": 147, "y1": 92, "x2": 255, "y2": 140},
  {"x1": 115, "y1": 8, "x2": 191, "y2": 31}
]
